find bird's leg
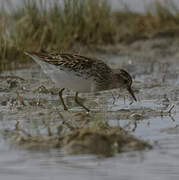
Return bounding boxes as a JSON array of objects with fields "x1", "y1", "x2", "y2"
[
  {"x1": 59, "y1": 88, "x2": 68, "y2": 111},
  {"x1": 111, "y1": 92, "x2": 116, "y2": 104},
  {"x1": 74, "y1": 92, "x2": 90, "y2": 112}
]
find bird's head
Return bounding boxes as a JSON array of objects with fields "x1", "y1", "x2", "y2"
[{"x1": 113, "y1": 69, "x2": 137, "y2": 101}]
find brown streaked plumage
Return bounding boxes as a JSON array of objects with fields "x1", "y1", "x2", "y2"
[{"x1": 25, "y1": 51, "x2": 137, "y2": 111}]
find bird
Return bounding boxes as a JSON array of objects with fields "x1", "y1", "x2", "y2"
[{"x1": 25, "y1": 51, "x2": 137, "y2": 112}]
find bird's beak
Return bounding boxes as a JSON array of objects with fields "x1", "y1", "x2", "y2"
[{"x1": 127, "y1": 86, "x2": 137, "y2": 101}]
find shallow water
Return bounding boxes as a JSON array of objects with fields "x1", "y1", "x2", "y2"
[{"x1": 0, "y1": 39, "x2": 179, "y2": 180}]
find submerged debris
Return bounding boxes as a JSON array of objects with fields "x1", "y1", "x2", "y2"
[
  {"x1": 64, "y1": 123, "x2": 152, "y2": 156},
  {"x1": 2, "y1": 117, "x2": 152, "y2": 157},
  {"x1": 33, "y1": 85, "x2": 50, "y2": 94},
  {"x1": 129, "y1": 113, "x2": 144, "y2": 120}
]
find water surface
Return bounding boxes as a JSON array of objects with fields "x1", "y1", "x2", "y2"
[{"x1": 0, "y1": 38, "x2": 179, "y2": 180}]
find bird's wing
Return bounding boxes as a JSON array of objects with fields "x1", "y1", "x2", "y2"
[
  {"x1": 25, "y1": 52, "x2": 94, "y2": 69},
  {"x1": 25, "y1": 52, "x2": 113, "y2": 80}
]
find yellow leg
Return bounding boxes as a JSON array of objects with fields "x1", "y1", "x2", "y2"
[
  {"x1": 74, "y1": 92, "x2": 90, "y2": 112},
  {"x1": 59, "y1": 88, "x2": 68, "y2": 111},
  {"x1": 111, "y1": 92, "x2": 116, "y2": 104},
  {"x1": 16, "y1": 91, "x2": 26, "y2": 106}
]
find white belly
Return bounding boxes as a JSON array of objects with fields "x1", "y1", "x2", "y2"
[{"x1": 32, "y1": 57, "x2": 94, "y2": 92}]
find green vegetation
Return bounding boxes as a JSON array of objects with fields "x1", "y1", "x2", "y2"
[
  {"x1": 1, "y1": 0, "x2": 179, "y2": 65},
  {"x1": 0, "y1": 0, "x2": 115, "y2": 64},
  {"x1": 114, "y1": 0, "x2": 179, "y2": 43}
]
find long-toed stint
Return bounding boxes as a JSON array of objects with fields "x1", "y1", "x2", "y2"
[{"x1": 25, "y1": 52, "x2": 137, "y2": 112}]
